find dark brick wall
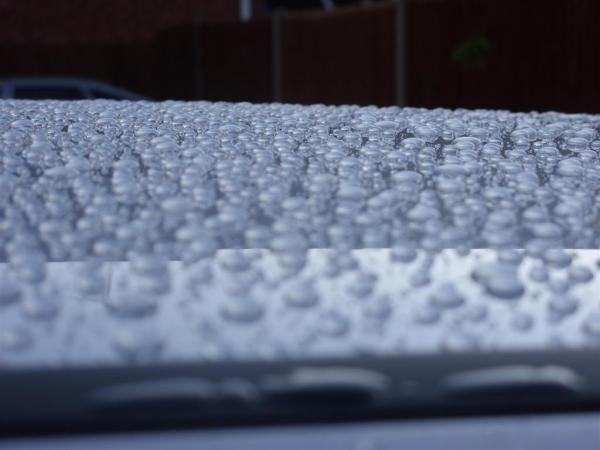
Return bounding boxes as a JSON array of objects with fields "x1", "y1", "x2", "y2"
[
  {"x1": 405, "y1": 0, "x2": 600, "y2": 113},
  {"x1": 2, "y1": 0, "x2": 600, "y2": 112},
  {"x1": 200, "y1": 18, "x2": 273, "y2": 103},
  {"x1": 0, "y1": 0, "x2": 242, "y2": 45},
  {"x1": 281, "y1": 3, "x2": 395, "y2": 106}
]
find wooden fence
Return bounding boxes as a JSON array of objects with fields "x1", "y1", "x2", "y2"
[{"x1": 2, "y1": 0, "x2": 600, "y2": 112}]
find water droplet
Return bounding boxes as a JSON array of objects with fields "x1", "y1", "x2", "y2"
[
  {"x1": 569, "y1": 265, "x2": 594, "y2": 284},
  {"x1": 112, "y1": 329, "x2": 164, "y2": 363},
  {"x1": 510, "y1": 312, "x2": 534, "y2": 332},
  {"x1": 0, "y1": 274, "x2": 22, "y2": 306},
  {"x1": 0, "y1": 327, "x2": 33, "y2": 352},
  {"x1": 105, "y1": 281, "x2": 159, "y2": 319},
  {"x1": 346, "y1": 271, "x2": 378, "y2": 299},
  {"x1": 543, "y1": 249, "x2": 573, "y2": 268},
  {"x1": 318, "y1": 311, "x2": 350, "y2": 337},
  {"x1": 581, "y1": 312, "x2": 600, "y2": 341},
  {"x1": 528, "y1": 265, "x2": 549, "y2": 283},
  {"x1": 22, "y1": 285, "x2": 60, "y2": 320},
  {"x1": 218, "y1": 250, "x2": 252, "y2": 273},
  {"x1": 440, "y1": 332, "x2": 479, "y2": 352},
  {"x1": 429, "y1": 283, "x2": 465, "y2": 309},
  {"x1": 472, "y1": 262, "x2": 525, "y2": 300},
  {"x1": 284, "y1": 279, "x2": 320, "y2": 308},
  {"x1": 413, "y1": 305, "x2": 441, "y2": 324},
  {"x1": 391, "y1": 244, "x2": 418, "y2": 263},
  {"x1": 363, "y1": 295, "x2": 393, "y2": 321},
  {"x1": 548, "y1": 296, "x2": 578, "y2": 321},
  {"x1": 220, "y1": 298, "x2": 263, "y2": 324}
]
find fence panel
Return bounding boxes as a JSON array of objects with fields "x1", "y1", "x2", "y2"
[
  {"x1": 280, "y1": 4, "x2": 396, "y2": 106},
  {"x1": 199, "y1": 18, "x2": 273, "y2": 103}
]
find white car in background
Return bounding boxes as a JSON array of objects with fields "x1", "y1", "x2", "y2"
[{"x1": 0, "y1": 77, "x2": 149, "y2": 101}]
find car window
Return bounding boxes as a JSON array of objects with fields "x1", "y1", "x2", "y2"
[
  {"x1": 13, "y1": 86, "x2": 86, "y2": 100},
  {"x1": 90, "y1": 88, "x2": 124, "y2": 100}
]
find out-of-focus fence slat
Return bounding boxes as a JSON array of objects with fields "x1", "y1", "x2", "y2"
[{"x1": 279, "y1": 3, "x2": 396, "y2": 106}]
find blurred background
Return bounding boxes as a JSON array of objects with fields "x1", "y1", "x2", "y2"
[{"x1": 1, "y1": 0, "x2": 599, "y2": 112}]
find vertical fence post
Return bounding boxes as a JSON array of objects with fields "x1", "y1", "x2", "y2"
[
  {"x1": 240, "y1": 0, "x2": 252, "y2": 22},
  {"x1": 272, "y1": 9, "x2": 283, "y2": 102},
  {"x1": 394, "y1": 0, "x2": 406, "y2": 106},
  {"x1": 193, "y1": 10, "x2": 203, "y2": 100}
]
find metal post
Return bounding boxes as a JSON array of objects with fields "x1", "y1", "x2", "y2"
[
  {"x1": 272, "y1": 10, "x2": 283, "y2": 102},
  {"x1": 193, "y1": 10, "x2": 203, "y2": 100},
  {"x1": 394, "y1": 0, "x2": 406, "y2": 106},
  {"x1": 321, "y1": 0, "x2": 335, "y2": 10},
  {"x1": 240, "y1": 0, "x2": 252, "y2": 22}
]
